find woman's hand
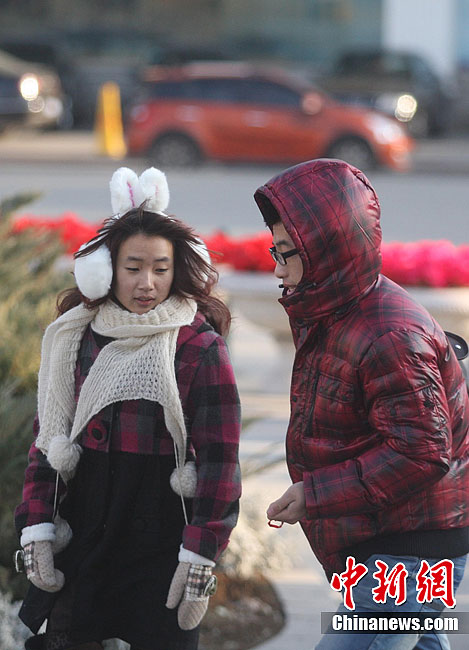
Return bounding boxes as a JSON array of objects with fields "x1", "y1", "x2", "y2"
[
  {"x1": 23, "y1": 541, "x2": 65, "y2": 592},
  {"x1": 166, "y1": 562, "x2": 217, "y2": 630},
  {"x1": 267, "y1": 481, "x2": 306, "y2": 524}
]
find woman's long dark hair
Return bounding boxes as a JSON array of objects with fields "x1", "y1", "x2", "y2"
[{"x1": 57, "y1": 206, "x2": 231, "y2": 336}]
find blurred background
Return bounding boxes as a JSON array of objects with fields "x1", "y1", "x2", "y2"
[
  {"x1": 1, "y1": 0, "x2": 469, "y2": 134},
  {"x1": 1, "y1": 0, "x2": 469, "y2": 240}
]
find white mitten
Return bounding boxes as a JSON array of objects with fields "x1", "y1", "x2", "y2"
[
  {"x1": 166, "y1": 562, "x2": 217, "y2": 630},
  {"x1": 23, "y1": 541, "x2": 65, "y2": 593}
]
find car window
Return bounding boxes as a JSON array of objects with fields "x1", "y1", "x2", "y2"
[
  {"x1": 184, "y1": 78, "x2": 243, "y2": 101},
  {"x1": 145, "y1": 81, "x2": 188, "y2": 99},
  {"x1": 0, "y1": 43, "x2": 58, "y2": 66},
  {"x1": 408, "y1": 56, "x2": 438, "y2": 86},
  {"x1": 237, "y1": 79, "x2": 301, "y2": 107},
  {"x1": 145, "y1": 76, "x2": 301, "y2": 107},
  {"x1": 336, "y1": 52, "x2": 412, "y2": 82},
  {"x1": 145, "y1": 78, "x2": 242, "y2": 101}
]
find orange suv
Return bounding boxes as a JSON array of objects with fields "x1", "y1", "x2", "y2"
[{"x1": 126, "y1": 63, "x2": 413, "y2": 171}]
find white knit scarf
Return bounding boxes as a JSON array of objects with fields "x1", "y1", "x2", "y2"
[{"x1": 36, "y1": 296, "x2": 197, "y2": 482}]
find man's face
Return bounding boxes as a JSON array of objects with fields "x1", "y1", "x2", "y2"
[{"x1": 272, "y1": 222, "x2": 304, "y2": 295}]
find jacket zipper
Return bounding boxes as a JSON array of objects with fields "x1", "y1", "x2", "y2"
[
  {"x1": 304, "y1": 323, "x2": 325, "y2": 436},
  {"x1": 306, "y1": 373, "x2": 320, "y2": 436}
]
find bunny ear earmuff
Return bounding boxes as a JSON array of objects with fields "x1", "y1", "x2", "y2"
[
  {"x1": 139, "y1": 167, "x2": 170, "y2": 214},
  {"x1": 110, "y1": 167, "x2": 145, "y2": 216},
  {"x1": 74, "y1": 166, "x2": 209, "y2": 301},
  {"x1": 74, "y1": 166, "x2": 170, "y2": 300}
]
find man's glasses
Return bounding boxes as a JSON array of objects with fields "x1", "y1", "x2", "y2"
[{"x1": 269, "y1": 246, "x2": 299, "y2": 266}]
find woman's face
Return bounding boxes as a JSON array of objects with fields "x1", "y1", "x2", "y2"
[{"x1": 114, "y1": 233, "x2": 174, "y2": 314}]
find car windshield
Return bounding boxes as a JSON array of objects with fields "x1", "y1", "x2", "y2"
[
  {"x1": 0, "y1": 42, "x2": 58, "y2": 66},
  {"x1": 336, "y1": 52, "x2": 412, "y2": 82}
]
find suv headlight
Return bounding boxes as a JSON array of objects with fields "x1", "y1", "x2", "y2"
[
  {"x1": 19, "y1": 74, "x2": 40, "y2": 101},
  {"x1": 375, "y1": 92, "x2": 417, "y2": 122},
  {"x1": 365, "y1": 114, "x2": 407, "y2": 144},
  {"x1": 394, "y1": 94, "x2": 418, "y2": 122}
]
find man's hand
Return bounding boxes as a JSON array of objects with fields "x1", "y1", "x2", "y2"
[{"x1": 267, "y1": 481, "x2": 306, "y2": 524}]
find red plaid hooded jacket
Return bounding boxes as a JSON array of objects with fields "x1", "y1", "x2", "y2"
[
  {"x1": 15, "y1": 313, "x2": 241, "y2": 562},
  {"x1": 255, "y1": 159, "x2": 469, "y2": 579}
]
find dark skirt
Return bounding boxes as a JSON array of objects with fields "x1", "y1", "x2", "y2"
[{"x1": 20, "y1": 448, "x2": 199, "y2": 650}]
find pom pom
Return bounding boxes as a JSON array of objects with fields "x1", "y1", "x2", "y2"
[
  {"x1": 139, "y1": 167, "x2": 170, "y2": 214},
  {"x1": 52, "y1": 515, "x2": 73, "y2": 554},
  {"x1": 110, "y1": 167, "x2": 145, "y2": 216},
  {"x1": 47, "y1": 435, "x2": 82, "y2": 474},
  {"x1": 170, "y1": 461, "x2": 197, "y2": 498},
  {"x1": 74, "y1": 244, "x2": 113, "y2": 300}
]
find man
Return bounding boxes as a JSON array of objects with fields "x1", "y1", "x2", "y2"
[{"x1": 254, "y1": 159, "x2": 469, "y2": 649}]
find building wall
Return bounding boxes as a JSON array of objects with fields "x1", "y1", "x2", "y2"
[
  {"x1": 222, "y1": 0, "x2": 381, "y2": 67},
  {"x1": 1, "y1": 0, "x2": 468, "y2": 75},
  {"x1": 382, "y1": 0, "x2": 457, "y2": 76}
]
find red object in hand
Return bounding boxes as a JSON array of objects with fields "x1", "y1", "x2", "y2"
[{"x1": 268, "y1": 520, "x2": 284, "y2": 528}]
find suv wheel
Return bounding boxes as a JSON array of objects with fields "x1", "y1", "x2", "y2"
[
  {"x1": 326, "y1": 137, "x2": 376, "y2": 170},
  {"x1": 150, "y1": 133, "x2": 202, "y2": 167}
]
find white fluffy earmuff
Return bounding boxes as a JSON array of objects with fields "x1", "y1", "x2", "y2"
[{"x1": 74, "y1": 242, "x2": 113, "y2": 301}]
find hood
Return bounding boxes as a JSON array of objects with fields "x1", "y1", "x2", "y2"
[{"x1": 254, "y1": 159, "x2": 382, "y2": 324}]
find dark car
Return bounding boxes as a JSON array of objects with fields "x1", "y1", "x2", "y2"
[
  {"x1": 1, "y1": 28, "x2": 166, "y2": 127},
  {"x1": 320, "y1": 49, "x2": 454, "y2": 138},
  {"x1": 0, "y1": 35, "x2": 74, "y2": 128},
  {"x1": 0, "y1": 48, "x2": 70, "y2": 131}
]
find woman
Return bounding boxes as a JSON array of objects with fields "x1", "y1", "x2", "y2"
[{"x1": 15, "y1": 167, "x2": 241, "y2": 650}]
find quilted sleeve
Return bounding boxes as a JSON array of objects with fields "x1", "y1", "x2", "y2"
[{"x1": 303, "y1": 329, "x2": 452, "y2": 519}]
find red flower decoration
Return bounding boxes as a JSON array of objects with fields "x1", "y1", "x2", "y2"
[
  {"x1": 11, "y1": 215, "x2": 469, "y2": 287},
  {"x1": 12, "y1": 213, "x2": 100, "y2": 255}
]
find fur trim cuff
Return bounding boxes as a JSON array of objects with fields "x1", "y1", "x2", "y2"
[
  {"x1": 21, "y1": 523, "x2": 56, "y2": 547},
  {"x1": 178, "y1": 545, "x2": 215, "y2": 567},
  {"x1": 47, "y1": 435, "x2": 82, "y2": 474},
  {"x1": 52, "y1": 515, "x2": 73, "y2": 554},
  {"x1": 170, "y1": 461, "x2": 197, "y2": 498}
]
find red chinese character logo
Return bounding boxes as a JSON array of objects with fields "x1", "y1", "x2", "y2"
[
  {"x1": 372, "y1": 560, "x2": 408, "y2": 605},
  {"x1": 330, "y1": 556, "x2": 368, "y2": 610},
  {"x1": 416, "y1": 559, "x2": 456, "y2": 608}
]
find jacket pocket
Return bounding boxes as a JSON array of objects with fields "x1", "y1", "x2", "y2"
[{"x1": 305, "y1": 373, "x2": 364, "y2": 438}]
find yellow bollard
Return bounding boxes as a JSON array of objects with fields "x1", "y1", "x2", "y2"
[{"x1": 95, "y1": 81, "x2": 127, "y2": 159}]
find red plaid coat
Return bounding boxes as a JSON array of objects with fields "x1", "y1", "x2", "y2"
[
  {"x1": 255, "y1": 159, "x2": 469, "y2": 579},
  {"x1": 15, "y1": 312, "x2": 241, "y2": 561}
]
